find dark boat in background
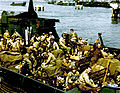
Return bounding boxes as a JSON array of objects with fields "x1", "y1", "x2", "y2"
[{"x1": 10, "y1": 2, "x2": 26, "y2": 6}]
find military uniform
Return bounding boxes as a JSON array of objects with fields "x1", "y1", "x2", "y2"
[
  {"x1": 12, "y1": 30, "x2": 21, "y2": 38},
  {"x1": 59, "y1": 36, "x2": 71, "y2": 54},
  {"x1": 6, "y1": 36, "x2": 13, "y2": 50},
  {"x1": 59, "y1": 36, "x2": 67, "y2": 49},
  {"x1": 78, "y1": 68, "x2": 98, "y2": 87},
  {"x1": 41, "y1": 52, "x2": 56, "y2": 66},
  {"x1": 47, "y1": 40, "x2": 59, "y2": 52},
  {"x1": 12, "y1": 40, "x2": 20, "y2": 52},
  {"x1": 69, "y1": 31, "x2": 78, "y2": 43},
  {"x1": 65, "y1": 70, "x2": 80, "y2": 90},
  {"x1": 0, "y1": 38, "x2": 4, "y2": 51},
  {"x1": 4, "y1": 30, "x2": 9, "y2": 39},
  {"x1": 69, "y1": 29, "x2": 78, "y2": 54}
]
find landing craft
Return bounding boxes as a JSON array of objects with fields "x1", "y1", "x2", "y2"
[
  {"x1": 0, "y1": 0, "x2": 59, "y2": 43},
  {"x1": 1, "y1": 0, "x2": 120, "y2": 93},
  {"x1": 10, "y1": 2, "x2": 26, "y2": 6}
]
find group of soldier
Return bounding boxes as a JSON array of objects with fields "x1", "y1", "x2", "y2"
[
  {"x1": 0, "y1": 28, "x2": 116, "y2": 92},
  {"x1": 0, "y1": 29, "x2": 24, "y2": 52}
]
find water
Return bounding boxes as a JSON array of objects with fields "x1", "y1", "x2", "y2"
[{"x1": 0, "y1": 0, "x2": 120, "y2": 48}]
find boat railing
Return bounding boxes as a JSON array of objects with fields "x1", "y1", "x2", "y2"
[{"x1": 0, "y1": 66, "x2": 65, "y2": 93}]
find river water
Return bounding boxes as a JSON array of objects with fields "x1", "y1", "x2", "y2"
[{"x1": 0, "y1": 0, "x2": 120, "y2": 48}]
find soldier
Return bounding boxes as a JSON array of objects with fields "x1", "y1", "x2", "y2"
[
  {"x1": 3, "y1": 30, "x2": 9, "y2": 39},
  {"x1": 29, "y1": 53, "x2": 37, "y2": 74},
  {"x1": 90, "y1": 43, "x2": 103, "y2": 67},
  {"x1": 6, "y1": 35, "x2": 13, "y2": 51},
  {"x1": 59, "y1": 34, "x2": 70, "y2": 54},
  {"x1": 41, "y1": 52, "x2": 56, "y2": 67},
  {"x1": 62, "y1": 55, "x2": 71, "y2": 69},
  {"x1": 12, "y1": 39, "x2": 20, "y2": 52},
  {"x1": 12, "y1": 29, "x2": 21, "y2": 38},
  {"x1": 0, "y1": 38, "x2": 5, "y2": 51},
  {"x1": 65, "y1": 70, "x2": 80, "y2": 90},
  {"x1": 22, "y1": 53, "x2": 33, "y2": 75},
  {"x1": 63, "y1": 32, "x2": 69, "y2": 46},
  {"x1": 47, "y1": 38, "x2": 59, "y2": 52},
  {"x1": 69, "y1": 29, "x2": 78, "y2": 43},
  {"x1": 59, "y1": 34, "x2": 67, "y2": 49},
  {"x1": 78, "y1": 68, "x2": 98, "y2": 87},
  {"x1": 30, "y1": 34, "x2": 36, "y2": 45},
  {"x1": 48, "y1": 32, "x2": 55, "y2": 41},
  {"x1": 69, "y1": 29, "x2": 78, "y2": 55}
]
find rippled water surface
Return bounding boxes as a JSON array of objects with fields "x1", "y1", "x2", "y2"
[{"x1": 0, "y1": 0, "x2": 120, "y2": 48}]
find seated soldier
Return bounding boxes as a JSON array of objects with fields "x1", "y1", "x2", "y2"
[
  {"x1": 6, "y1": 35, "x2": 13, "y2": 51},
  {"x1": 78, "y1": 37, "x2": 87, "y2": 45},
  {"x1": 90, "y1": 43, "x2": 103, "y2": 67},
  {"x1": 41, "y1": 52, "x2": 56, "y2": 67},
  {"x1": 11, "y1": 39, "x2": 20, "y2": 52},
  {"x1": 77, "y1": 67, "x2": 98, "y2": 88},
  {"x1": 30, "y1": 34, "x2": 36, "y2": 45},
  {"x1": 0, "y1": 38, "x2": 5, "y2": 51},
  {"x1": 4, "y1": 30, "x2": 9, "y2": 40},
  {"x1": 65, "y1": 69, "x2": 80, "y2": 90},
  {"x1": 76, "y1": 68, "x2": 98, "y2": 90},
  {"x1": 59, "y1": 34, "x2": 70, "y2": 54},
  {"x1": 12, "y1": 29, "x2": 21, "y2": 38},
  {"x1": 22, "y1": 53, "x2": 33, "y2": 74},
  {"x1": 48, "y1": 32, "x2": 55, "y2": 41},
  {"x1": 47, "y1": 38, "x2": 59, "y2": 52},
  {"x1": 62, "y1": 55, "x2": 71, "y2": 70},
  {"x1": 69, "y1": 29, "x2": 78, "y2": 43}
]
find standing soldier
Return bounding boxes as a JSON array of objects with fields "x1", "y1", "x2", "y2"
[{"x1": 69, "y1": 29, "x2": 78, "y2": 55}]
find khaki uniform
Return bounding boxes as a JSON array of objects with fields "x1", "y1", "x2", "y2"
[
  {"x1": 23, "y1": 53, "x2": 32, "y2": 70},
  {"x1": 0, "y1": 41, "x2": 4, "y2": 51},
  {"x1": 30, "y1": 36, "x2": 35, "y2": 44},
  {"x1": 12, "y1": 40, "x2": 20, "y2": 51},
  {"x1": 46, "y1": 52, "x2": 56, "y2": 64},
  {"x1": 41, "y1": 52, "x2": 56, "y2": 66},
  {"x1": 77, "y1": 69, "x2": 98, "y2": 87},
  {"x1": 65, "y1": 71, "x2": 79, "y2": 90},
  {"x1": 6, "y1": 39, "x2": 13, "y2": 50},
  {"x1": 59, "y1": 37, "x2": 71, "y2": 54},
  {"x1": 4, "y1": 30, "x2": 9, "y2": 39},
  {"x1": 69, "y1": 32, "x2": 78, "y2": 42},
  {"x1": 48, "y1": 41, "x2": 59, "y2": 51},
  {"x1": 33, "y1": 41, "x2": 39, "y2": 49},
  {"x1": 12, "y1": 31, "x2": 21, "y2": 38},
  {"x1": 59, "y1": 37, "x2": 67, "y2": 48}
]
